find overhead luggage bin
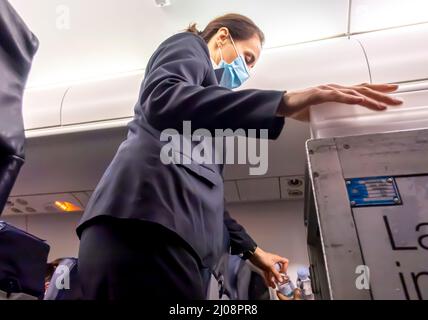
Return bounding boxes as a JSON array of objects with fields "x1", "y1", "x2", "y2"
[
  {"x1": 354, "y1": 23, "x2": 428, "y2": 84},
  {"x1": 61, "y1": 72, "x2": 144, "y2": 125},
  {"x1": 23, "y1": 86, "x2": 66, "y2": 130}
]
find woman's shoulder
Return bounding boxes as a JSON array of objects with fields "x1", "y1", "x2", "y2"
[
  {"x1": 159, "y1": 32, "x2": 209, "y2": 56},
  {"x1": 145, "y1": 31, "x2": 211, "y2": 75},
  {"x1": 163, "y1": 31, "x2": 206, "y2": 45}
]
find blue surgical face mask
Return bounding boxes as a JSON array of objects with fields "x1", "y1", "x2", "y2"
[{"x1": 213, "y1": 35, "x2": 250, "y2": 89}]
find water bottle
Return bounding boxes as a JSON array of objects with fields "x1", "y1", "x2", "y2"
[
  {"x1": 296, "y1": 266, "x2": 314, "y2": 299},
  {"x1": 274, "y1": 263, "x2": 295, "y2": 298}
]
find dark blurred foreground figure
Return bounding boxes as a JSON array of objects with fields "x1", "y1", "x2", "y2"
[
  {"x1": 0, "y1": 0, "x2": 49, "y2": 301},
  {"x1": 0, "y1": 0, "x2": 39, "y2": 212}
]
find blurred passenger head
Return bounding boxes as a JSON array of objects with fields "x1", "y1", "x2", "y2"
[{"x1": 44, "y1": 258, "x2": 64, "y2": 292}]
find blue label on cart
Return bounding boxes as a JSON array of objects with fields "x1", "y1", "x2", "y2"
[{"x1": 346, "y1": 176, "x2": 402, "y2": 207}]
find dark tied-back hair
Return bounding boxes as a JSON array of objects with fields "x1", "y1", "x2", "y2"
[{"x1": 186, "y1": 13, "x2": 265, "y2": 45}]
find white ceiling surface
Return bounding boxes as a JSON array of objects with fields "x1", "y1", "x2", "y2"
[{"x1": 9, "y1": 0, "x2": 349, "y2": 88}]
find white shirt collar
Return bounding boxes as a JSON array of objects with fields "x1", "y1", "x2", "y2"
[{"x1": 211, "y1": 57, "x2": 219, "y2": 69}]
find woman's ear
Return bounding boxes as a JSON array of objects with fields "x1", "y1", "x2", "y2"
[{"x1": 216, "y1": 27, "x2": 230, "y2": 46}]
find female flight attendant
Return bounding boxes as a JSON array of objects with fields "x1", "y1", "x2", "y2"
[{"x1": 77, "y1": 14, "x2": 402, "y2": 300}]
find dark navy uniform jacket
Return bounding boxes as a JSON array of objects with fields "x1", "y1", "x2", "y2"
[{"x1": 77, "y1": 32, "x2": 286, "y2": 271}]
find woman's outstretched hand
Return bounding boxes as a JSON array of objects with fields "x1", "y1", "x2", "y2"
[
  {"x1": 277, "y1": 83, "x2": 403, "y2": 122},
  {"x1": 249, "y1": 247, "x2": 289, "y2": 289}
]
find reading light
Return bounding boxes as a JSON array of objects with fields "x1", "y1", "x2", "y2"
[{"x1": 54, "y1": 201, "x2": 83, "y2": 212}]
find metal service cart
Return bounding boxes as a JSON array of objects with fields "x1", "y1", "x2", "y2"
[{"x1": 304, "y1": 128, "x2": 428, "y2": 300}]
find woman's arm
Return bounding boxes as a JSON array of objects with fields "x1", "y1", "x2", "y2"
[
  {"x1": 140, "y1": 33, "x2": 285, "y2": 139},
  {"x1": 141, "y1": 33, "x2": 402, "y2": 136},
  {"x1": 224, "y1": 209, "x2": 257, "y2": 256}
]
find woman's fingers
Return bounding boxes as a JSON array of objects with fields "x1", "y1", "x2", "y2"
[
  {"x1": 355, "y1": 86, "x2": 402, "y2": 105},
  {"x1": 321, "y1": 89, "x2": 378, "y2": 108},
  {"x1": 326, "y1": 87, "x2": 387, "y2": 110},
  {"x1": 327, "y1": 84, "x2": 402, "y2": 106},
  {"x1": 278, "y1": 258, "x2": 289, "y2": 273},
  {"x1": 271, "y1": 266, "x2": 284, "y2": 284},
  {"x1": 264, "y1": 271, "x2": 276, "y2": 289},
  {"x1": 358, "y1": 83, "x2": 399, "y2": 93},
  {"x1": 324, "y1": 83, "x2": 398, "y2": 92},
  {"x1": 320, "y1": 85, "x2": 402, "y2": 111}
]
